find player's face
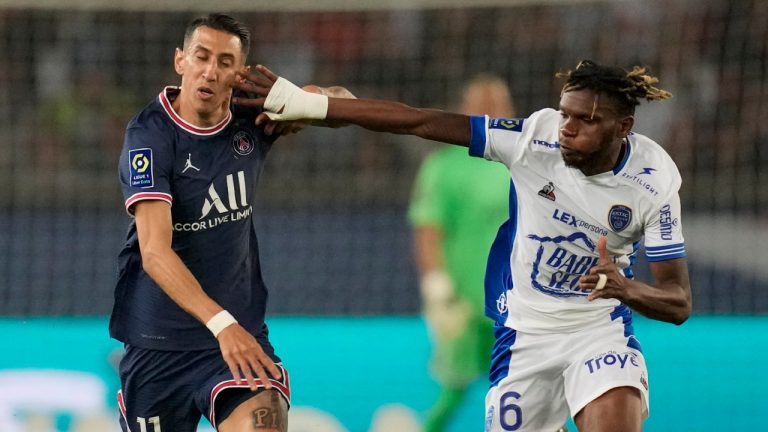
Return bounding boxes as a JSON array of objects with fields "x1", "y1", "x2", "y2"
[
  {"x1": 557, "y1": 89, "x2": 633, "y2": 175},
  {"x1": 174, "y1": 25, "x2": 245, "y2": 123}
]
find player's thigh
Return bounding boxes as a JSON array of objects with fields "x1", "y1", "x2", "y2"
[
  {"x1": 574, "y1": 386, "x2": 642, "y2": 432},
  {"x1": 218, "y1": 389, "x2": 288, "y2": 432},
  {"x1": 563, "y1": 319, "x2": 649, "y2": 429},
  {"x1": 117, "y1": 346, "x2": 202, "y2": 432},
  {"x1": 484, "y1": 331, "x2": 570, "y2": 432}
]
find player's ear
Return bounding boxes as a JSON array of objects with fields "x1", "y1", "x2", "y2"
[
  {"x1": 618, "y1": 115, "x2": 634, "y2": 138},
  {"x1": 174, "y1": 47, "x2": 185, "y2": 75}
]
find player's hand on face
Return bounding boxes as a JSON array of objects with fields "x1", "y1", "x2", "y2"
[
  {"x1": 581, "y1": 235, "x2": 628, "y2": 301},
  {"x1": 233, "y1": 64, "x2": 278, "y2": 100},
  {"x1": 233, "y1": 65, "x2": 313, "y2": 131},
  {"x1": 231, "y1": 64, "x2": 279, "y2": 125},
  {"x1": 216, "y1": 324, "x2": 282, "y2": 391},
  {"x1": 259, "y1": 84, "x2": 324, "y2": 135}
]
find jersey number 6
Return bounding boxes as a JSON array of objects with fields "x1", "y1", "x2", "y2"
[{"x1": 500, "y1": 391, "x2": 523, "y2": 431}]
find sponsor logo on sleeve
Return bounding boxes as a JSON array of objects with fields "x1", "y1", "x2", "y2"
[
  {"x1": 658, "y1": 204, "x2": 679, "y2": 240},
  {"x1": 489, "y1": 117, "x2": 524, "y2": 132},
  {"x1": 608, "y1": 205, "x2": 632, "y2": 232},
  {"x1": 129, "y1": 148, "x2": 153, "y2": 188}
]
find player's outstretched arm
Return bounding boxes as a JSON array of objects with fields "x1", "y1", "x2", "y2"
[
  {"x1": 133, "y1": 200, "x2": 282, "y2": 389},
  {"x1": 232, "y1": 65, "x2": 472, "y2": 146},
  {"x1": 581, "y1": 236, "x2": 692, "y2": 324}
]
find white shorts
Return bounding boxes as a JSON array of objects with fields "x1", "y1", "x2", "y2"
[{"x1": 484, "y1": 313, "x2": 649, "y2": 432}]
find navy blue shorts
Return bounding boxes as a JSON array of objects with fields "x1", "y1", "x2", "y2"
[{"x1": 117, "y1": 339, "x2": 290, "y2": 431}]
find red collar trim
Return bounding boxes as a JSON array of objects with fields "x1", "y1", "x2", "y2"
[{"x1": 158, "y1": 86, "x2": 232, "y2": 136}]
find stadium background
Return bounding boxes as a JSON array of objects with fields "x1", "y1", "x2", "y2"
[{"x1": 0, "y1": 0, "x2": 765, "y2": 430}]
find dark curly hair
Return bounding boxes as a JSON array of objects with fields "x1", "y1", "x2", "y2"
[{"x1": 556, "y1": 60, "x2": 672, "y2": 115}]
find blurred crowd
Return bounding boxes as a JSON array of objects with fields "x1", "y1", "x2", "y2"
[
  {"x1": 0, "y1": 0, "x2": 765, "y2": 214},
  {"x1": 0, "y1": 0, "x2": 766, "y2": 315}
]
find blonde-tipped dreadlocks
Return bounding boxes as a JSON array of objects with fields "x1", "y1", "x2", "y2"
[{"x1": 556, "y1": 60, "x2": 672, "y2": 115}]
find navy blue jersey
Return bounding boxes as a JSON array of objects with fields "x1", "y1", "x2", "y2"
[{"x1": 110, "y1": 87, "x2": 278, "y2": 351}]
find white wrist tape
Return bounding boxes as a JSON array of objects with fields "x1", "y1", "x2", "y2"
[
  {"x1": 206, "y1": 310, "x2": 237, "y2": 337},
  {"x1": 264, "y1": 77, "x2": 328, "y2": 121},
  {"x1": 420, "y1": 271, "x2": 454, "y2": 303},
  {"x1": 595, "y1": 273, "x2": 608, "y2": 291}
]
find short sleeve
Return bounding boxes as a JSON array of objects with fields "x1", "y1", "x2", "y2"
[
  {"x1": 118, "y1": 125, "x2": 174, "y2": 215},
  {"x1": 643, "y1": 191, "x2": 686, "y2": 262},
  {"x1": 468, "y1": 109, "x2": 555, "y2": 168}
]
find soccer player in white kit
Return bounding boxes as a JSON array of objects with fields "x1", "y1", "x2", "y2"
[{"x1": 234, "y1": 60, "x2": 692, "y2": 432}]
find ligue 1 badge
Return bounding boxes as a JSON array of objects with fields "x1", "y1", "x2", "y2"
[
  {"x1": 608, "y1": 204, "x2": 632, "y2": 232},
  {"x1": 232, "y1": 130, "x2": 254, "y2": 156}
]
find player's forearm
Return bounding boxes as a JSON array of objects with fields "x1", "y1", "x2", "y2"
[
  {"x1": 327, "y1": 98, "x2": 471, "y2": 146},
  {"x1": 141, "y1": 247, "x2": 223, "y2": 324},
  {"x1": 622, "y1": 279, "x2": 692, "y2": 324}
]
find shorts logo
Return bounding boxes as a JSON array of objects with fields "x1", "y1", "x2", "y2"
[
  {"x1": 584, "y1": 350, "x2": 640, "y2": 374},
  {"x1": 489, "y1": 117, "x2": 524, "y2": 132},
  {"x1": 496, "y1": 292, "x2": 508, "y2": 314},
  {"x1": 608, "y1": 205, "x2": 632, "y2": 232},
  {"x1": 129, "y1": 148, "x2": 153, "y2": 188},
  {"x1": 484, "y1": 405, "x2": 494, "y2": 432},
  {"x1": 232, "y1": 130, "x2": 254, "y2": 156}
]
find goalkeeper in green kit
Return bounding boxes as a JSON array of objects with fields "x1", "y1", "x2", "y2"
[{"x1": 408, "y1": 74, "x2": 515, "y2": 432}]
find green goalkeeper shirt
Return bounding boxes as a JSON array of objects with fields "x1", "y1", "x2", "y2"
[{"x1": 409, "y1": 145, "x2": 510, "y2": 311}]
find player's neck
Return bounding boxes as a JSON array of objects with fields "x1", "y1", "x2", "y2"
[
  {"x1": 172, "y1": 91, "x2": 230, "y2": 128},
  {"x1": 580, "y1": 139, "x2": 626, "y2": 177}
]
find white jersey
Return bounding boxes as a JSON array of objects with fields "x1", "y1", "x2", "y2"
[{"x1": 470, "y1": 108, "x2": 686, "y2": 334}]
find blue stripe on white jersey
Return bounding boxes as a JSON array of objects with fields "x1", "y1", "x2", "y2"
[
  {"x1": 645, "y1": 243, "x2": 686, "y2": 261},
  {"x1": 623, "y1": 241, "x2": 640, "y2": 278},
  {"x1": 469, "y1": 115, "x2": 487, "y2": 157},
  {"x1": 610, "y1": 304, "x2": 642, "y2": 352},
  {"x1": 489, "y1": 322, "x2": 517, "y2": 387}
]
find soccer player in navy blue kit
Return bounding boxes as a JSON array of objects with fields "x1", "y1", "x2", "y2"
[{"x1": 110, "y1": 14, "x2": 345, "y2": 432}]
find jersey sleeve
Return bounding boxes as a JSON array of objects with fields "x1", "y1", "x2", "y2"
[
  {"x1": 118, "y1": 125, "x2": 174, "y2": 216},
  {"x1": 643, "y1": 178, "x2": 687, "y2": 262},
  {"x1": 408, "y1": 153, "x2": 446, "y2": 227},
  {"x1": 468, "y1": 109, "x2": 554, "y2": 168}
]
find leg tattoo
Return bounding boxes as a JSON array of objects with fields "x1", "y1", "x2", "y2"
[{"x1": 250, "y1": 390, "x2": 287, "y2": 431}]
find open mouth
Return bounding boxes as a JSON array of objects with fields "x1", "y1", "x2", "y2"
[{"x1": 197, "y1": 87, "x2": 215, "y2": 100}]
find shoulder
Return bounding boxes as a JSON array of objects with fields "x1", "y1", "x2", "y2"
[
  {"x1": 619, "y1": 132, "x2": 682, "y2": 199},
  {"x1": 628, "y1": 133, "x2": 681, "y2": 182},
  {"x1": 486, "y1": 108, "x2": 558, "y2": 135},
  {"x1": 127, "y1": 95, "x2": 173, "y2": 137}
]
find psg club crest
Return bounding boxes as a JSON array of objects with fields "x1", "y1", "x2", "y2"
[
  {"x1": 232, "y1": 131, "x2": 254, "y2": 156},
  {"x1": 608, "y1": 205, "x2": 632, "y2": 232}
]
